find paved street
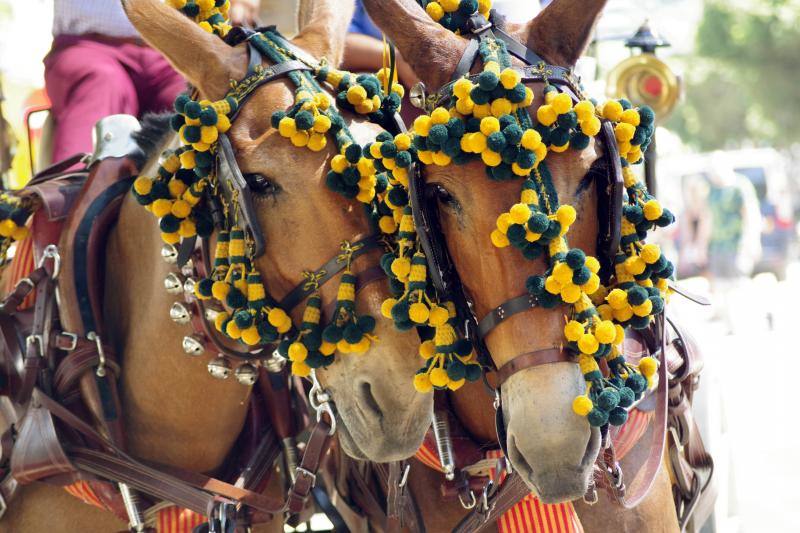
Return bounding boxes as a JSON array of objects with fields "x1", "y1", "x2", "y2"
[{"x1": 673, "y1": 268, "x2": 800, "y2": 532}]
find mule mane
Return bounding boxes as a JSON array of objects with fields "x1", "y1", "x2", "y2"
[{"x1": 133, "y1": 112, "x2": 174, "y2": 161}]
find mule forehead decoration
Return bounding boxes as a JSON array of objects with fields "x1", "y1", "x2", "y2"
[{"x1": 363, "y1": 0, "x2": 675, "y2": 428}]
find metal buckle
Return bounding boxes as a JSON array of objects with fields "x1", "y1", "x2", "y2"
[
  {"x1": 60, "y1": 332, "x2": 78, "y2": 351},
  {"x1": 25, "y1": 334, "x2": 43, "y2": 357},
  {"x1": 294, "y1": 466, "x2": 317, "y2": 487}
]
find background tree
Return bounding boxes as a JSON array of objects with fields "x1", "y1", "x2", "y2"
[{"x1": 667, "y1": 0, "x2": 800, "y2": 151}]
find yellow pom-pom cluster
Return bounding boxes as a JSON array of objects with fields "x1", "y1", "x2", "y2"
[
  {"x1": 273, "y1": 90, "x2": 332, "y2": 153},
  {"x1": 168, "y1": 0, "x2": 232, "y2": 38},
  {"x1": 0, "y1": 193, "x2": 33, "y2": 261}
]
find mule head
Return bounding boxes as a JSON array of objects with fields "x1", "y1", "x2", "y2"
[
  {"x1": 124, "y1": 0, "x2": 432, "y2": 462},
  {"x1": 365, "y1": 0, "x2": 608, "y2": 501}
]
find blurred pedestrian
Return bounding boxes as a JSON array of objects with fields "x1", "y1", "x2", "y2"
[{"x1": 44, "y1": 0, "x2": 255, "y2": 164}]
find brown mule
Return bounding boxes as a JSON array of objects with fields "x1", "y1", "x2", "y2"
[{"x1": 2, "y1": 0, "x2": 432, "y2": 530}]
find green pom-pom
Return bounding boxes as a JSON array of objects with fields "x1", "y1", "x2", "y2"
[
  {"x1": 617, "y1": 387, "x2": 635, "y2": 408},
  {"x1": 174, "y1": 94, "x2": 191, "y2": 114},
  {"x1": 357, "y1": 315, "x2": 376, "y2": 333},
  {"x1": 465, "y1": 363, "x2": 482, "y2": 381},
  {"x1": 380, "y1": 141, "x2": 398, "y2": 158},
  {"x1": 487, "y1": 132, "x2": 507, "y2": 152},
  {"x1": 470, "y1": 86, "x2": 491, "y2": 105},
  {"x1": 183, "y1": 101, "x2": 201, "y2": 119},
  {"x1": 565, "y1": 249, "x2": 586, "y2": 269},
  {"x1": 234, "y1": 310, "x2": 253, "y2": 328},
  {"x1": 343, "y1": 324, "x2": 363, "y2": 344},
  {"x1": 526, "y1": 275, "x2": 545, "y2": 295},
  {"x1": 199, "y1": 107, "x2": 218, "y2": 126},
  {"x1": 596, "y1": 388, "x2": 620, "y2": 411},
  {"x1": 572, "y1": 267, "x2": 591, "y2": 285},
  {"x1": 454, "y1": 338, "x2": 472, "y2": 356},
  {"x1": 159, "y1": 214, "x2": 180, "y2": 233},
  {"x1": 183, "y1": 126, "x2": 201, "y2": 143},
  {"x1": 626, "y1": 373, "x2": 647, "y2": 394},
  {"x1": 295, "y1": 111, "x2": 314, "y2": 130},
  {"x1": 571, "y1": 133, "x2": 591, "y2": 150},
  {"x1": 478, "y1": 71, "x2": 499, "y2": 91},
  {"x1": 428, "y1": 125, "x2": 448, "y2": 146},
  {"x1": 627, "y1": 286, "x2": 648, "y2": 306},
  {"x1": 390, "y1": 300, "x2": 410, "y2": 323},
  {"x1": 506, "y1": 224, "x2": 526, "y2": 244},
  {"x1": 322, "y1": 324, "x2": 343, "y2": 343},
  {"x1": 528, "y1": 212, "x2": 549, "y2": 233},
  {"x1": 226, "y1": 288, "x2": 247, "y2": 309},
  {"x1": 447, "y1": 360, "x2": 466, "y2": 381},
  {"x1": 587, "y1": 408, "x2": 609, "y2": 427},
  {"x1": 638, "y1": 106, "x2": 655, "y2": 126},
  {"x1": 608, "y1": 406, "x2": 628, "y2": 426},
  {"x1": 345, "y1": 144, "x2": 362, "y2": 164},
  {"x1": 196, "y1": 278, "x2": 213, "y2": 297}
]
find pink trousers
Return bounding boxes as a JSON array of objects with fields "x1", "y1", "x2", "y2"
[{"x1": 44, "y1": 35, "x2": 186, "y2": 162}]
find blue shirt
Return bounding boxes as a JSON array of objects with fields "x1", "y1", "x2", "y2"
[{"x1": 349, "y1": 0, "x2": 382, "y2": 40}]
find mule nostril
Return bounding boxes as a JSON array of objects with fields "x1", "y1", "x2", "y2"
[{"x1": 358, "y1": 381, "x2": 383, "y2": 418}]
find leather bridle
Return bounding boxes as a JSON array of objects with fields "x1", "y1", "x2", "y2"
[{"x1": 406, "y1": 14, "x2": 624, "y2": 394}]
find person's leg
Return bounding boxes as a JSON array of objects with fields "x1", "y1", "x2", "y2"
[
  {"x1": 44, "y1": 37, "x2": 139, "y2": 162},
  {"x1": 135, "y1": 46, "x2": 187, "y2": 115}
]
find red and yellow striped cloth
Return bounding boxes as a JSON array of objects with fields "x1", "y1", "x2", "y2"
[
  {"x1": 4, "y1": 236, "x2": 37, "y2": 309},
  {"x1": 414, "y1": 407, "x2": 653, "y2": 533}
]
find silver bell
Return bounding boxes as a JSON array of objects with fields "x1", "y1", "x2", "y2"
[
  {"x1": 169, "y1": 302, "x2": 191, "y2": 325},
  {"x1": 263, "y1": 350, "x2": 287, "y2": 373},
  {"x1": 235, "y1": 363, "x2": 258, "y2": 386},
  {"x1": 205, "y1": 308, "x2": 222, "y2": 322},
  {"x1": 161, "y1": 244, "x2": 178, "y2": 264},
  {"x1": 183, "y1": 277, "x2": 197, "y2": 297},
  {"x1": 409, "y1": 82, "x2": 428, "y2": 110},
  {"x1": 180, "y1": 259, "x2": 194, "y2": 277},
  {"x1": 207, "y1": 356, "x2": 232, "y2": 379},
  {"x1": 164, "y1": 273, "x2": 184, "y2": 295},
  {"x1": 181, "y1": 335, "x2": 205, "y2": 356}
]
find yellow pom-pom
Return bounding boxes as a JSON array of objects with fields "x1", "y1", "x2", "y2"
[
  {"x1": 632, "y1": 299, "x2": 653, "y2": 317},
  {"x1": 472, "y1": 103, "x2": 491, "y2": 118},
  {"x1": 11, "y1": 225, "x2": 28, "y2": 241},
  {"x1": 508, "y1": 203, "x2": 531, "y2": 224},
  {"x1": 556, "y1": 205, "x2": 576, "y2": 227},
  {"x1": 278, "y1": 117, "x2": 296, "y2": 137},
  {"x1": 602, "y1": 100, "x2": 623, "y2": 121},
  {"x1": 537, "y1": 105, "x2": 558, "y2": 126},
  {"x1": 428, "y1": 306, "x2": 450, "y2": 327},
  {"x1": 292, "y1": 361, "x2": 311, "y2": 378},
  {"x1": 419, "y1": 340, "x2": 436, "y2": 360},
  {"x1": 561, "y1": 283, "x2": 581, "y2": 304},
  {"x1": 216, "y1": 114, "x2": 231, "y2": 133},
  {"x1": 480, "y1": 116, "x2": 500, "y2": 136},
  {"x1": 225, "y1": 320, "x2": 242, "y2": 339},
  {"x1": 520, "y1": 189, "x2": 538, "y2": 205},
  {"x1": 431, "y1": 107, "x2": 450, "y2": 125},
  {"x1": 313, "y1": 114, "x2": 332, "y2": 133},
  {"x1": 133, "y1": 176, "x2": 153, "y2": 195},
  {"x1": 643, "y1": 199, "x2": 663, "y2": 221},
  {"x1": 429, "y1": 367, "x2": 449, "y2": 387},
  {"x1": 455, "y1": 96, "x2": 475, "y2": 115},
  {"x1": 638, "y1": 356, "x2": 658, "y2": 378},
  {"x1": 614, "y1": 324, "x2": 626, "y2": 345},
  {"x1": 161, "y1": 231, "x2": 180, "y2": 245},
  {"x1": 594, "y1": 320, "x2": 616, "y2": 344},
  {"x1": 440, "y1": 0, "x2": 459, "y2": 11},
  {"x1": 578, "y1": 333, "x2": 599, "y2": 355},
  {"x1": 641, "y1": 243, "x2": 661, "y2": 264},
  {"x1": 432, "y1": 151, "x2": 452, "y2": 166},
  {"x1": 499, "y1": 68, "x2": 521, "y2": 90},
  {"x1": 414, "y1": 373, "x2": 433, "y2": 393},
  {"x1": 425, "y1": 1, "x2": 444, "y2": 20},
  {"x1": 481, "y1": 150, "x2": 502, "y2": 167},
  {"x1": 606, "y1": 288, "x2": 628, "y2": 310},
  {"x1": 597, "y1": 304, "x2": 614, "y2": 321},
  {"x1": 572, "y1": 395, "x2": 594, "y2": 416},
  {"x1": 553, "y1": 262, "x2": 573, "y2": 284},
  {"x1": 267, "y1": 308, "x2": 290, "y2": 328},
  {"x1": 151, "y1": 198, "x2": 172, "y2": 218},
  {"x1": 391, "y1": 257, "x2": 411, "y2": 279},
  {"x1": 409, "y1": 302, "x2": 430, "y2": 324},
  {"x1": 585, "y1": 256, "x2": 601, "y2": 273},
  {"x1": 288, "y1": 342, "x2": 308, "y2": 362},
  {"x1": 178, "y1": 219, "x2": 196, "y2": 237},
  {"x1": 466, "y1": 132, "x2": 488, "y2": 153},
  {"x1": 346, "y1": 85, "x2": 368, "y2": 105},
  {"x1": 621, "y1": 108, "x2": 641, "y2": 126},
  {"x1": 171, "y1": 199, "x2": 191, "y2": 218},
  {"x1": 613, "y1": 306, "x2": 634, "y2": 322},
  {"x1": 625, "y1": 256, "x2": 647, "y2": 275},
  {"x1": 291, "y1": 131, "x2": 309, "y2": 147},
  {"x1": 520, "y1": 129, "x2": 542, "y2": 151},
  {"x1": 413, "y1": 115, "x2": 432, "y2": 136},
  {"x1": 332, "y1": 154, "x2": 350, "y2": 174},
  {"x1": 453, "y1": 78, "x2": 473, "y2": 99},
  {"x1": 394, "y1": 133, "x2": 412, "y2": 151},
  {"x1": 564, "y1": 320, "x2": 585, "y2": 342},
  {"x1": 240, "y1": 326, "x2": 260, "y2": 346},
  {"x1": 320, "y1": 341, "x2": 336, "y2": 356},
  {"x1": 582, "y1": 273, "x2": 600, "y2": 295},
  {"x1": 379, "y1": 215, "x2": 397, "y2": 234},
  {"x1": 381, "y1": 298, "x2": 397, "y2": 319},
  {"x1": 490, "y1": 98, "x2": 513, "y2": 117},
  {"x1": 551, "y1": 93, "x2": 572, "y2": 115},
  {"x1": 308, "y1": 133, "x2": 327, "y2": 152},
  {"x1": 200, "y1": 125, "x2": 218, "y2": 145},
  {"x1": 522, "y1": 87, "x2": 534, "y2": 107},
  {"x1": 490, "y1": 229, "x2": 510, "y2": 248},
  {"x1": 544, "y1": 276, "x2": 562, "y2": 295},
  {"x1": 615, "y1": 122, "x2": 636, "y2": 143},
  {"x1": 574, "y1": 100, "x2": 595, "y2": 121}
]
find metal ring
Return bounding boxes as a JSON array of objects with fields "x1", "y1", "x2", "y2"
[{"x1": 38, "y1": 244, "x2": 61, "y2": 280}]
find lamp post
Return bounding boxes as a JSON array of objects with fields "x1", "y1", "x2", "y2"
[{"x1": 624, "y1": 21, "x2": 671, "y2": 195}]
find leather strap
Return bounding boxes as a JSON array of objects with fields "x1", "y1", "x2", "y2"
[
  {"x1": 452, "y1": 473, "x2": 530, "y2": 533},
  {"x1": 477, "y1": 293, "x2": 538, "y2": 339},
  {"x1": 286, "y1": 415, "x2": 333, "y2": 515},
  {"x1": 494, "y1": 348, "x2": 573, "y2": 386}
]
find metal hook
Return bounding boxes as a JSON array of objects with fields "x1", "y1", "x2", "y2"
[
  {"x1": 308, "y1": 369, "x2": 336, "y2": 436},
  {"x1": 87, "y1": 331, "x2": 107, "y2": 377}
]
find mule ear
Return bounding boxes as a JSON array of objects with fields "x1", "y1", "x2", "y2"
[
  {"x1": 506, "y1": 0, "x2": 608, "y2": 67},
  {"x1": 362, "y1": 0, "x2": 466, "y2": 89},
  {"x1": 122, "y1": 0, "x2": 247, "y2": 99},
  {"x1": 292, "y1": 0, "x2": 355, "y2": 68}
]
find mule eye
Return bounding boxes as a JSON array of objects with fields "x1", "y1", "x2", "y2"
[
  {"x1": 244, "y1": 173, "x2": 281, "y2": 197},
  {"x1": 432, "y1": 185, "x2": 460, "y2": 211}
]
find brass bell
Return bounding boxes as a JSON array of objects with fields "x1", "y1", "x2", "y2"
[
  {"x1": 161, "y1": 244, "x2": 178, "y2": 264},
  {"x1": 263, "y1": 350, "x2": 287, "y2": 373},
  {"x1": 169, "y1": 302, "x2": 191, "y2": 325},
  {"x1": 164, "y1": 273, "x2": 184, "y2": 295},
  {"x1": 181, "y1": 335, "x2": 205, "y2": 356},
  {"x1": 183, "y1": 277, "x2": 197, "y2": 297},
  {"x1": 235, "y1": 363, "x2": 258, "y2": 386},
  {"x1": 409, "y1": 82, "x2": 428, "y2": 110},
  {"x1": 207, "y1": 356, "x2": 232, "y2": 379}
]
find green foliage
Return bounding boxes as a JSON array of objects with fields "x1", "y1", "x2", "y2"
[{"x1": 667, "y1": 0, "x2": 800, "y2": 150}]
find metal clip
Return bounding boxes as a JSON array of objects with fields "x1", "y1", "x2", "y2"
[
  {"x1": 398, "y1": 463, "x2": 411, "y2": 489},
  {"x1": 87, "y1": 331, "x2": 107, "y2": 377},
  {"x1": 458, "y1": 490, "x2": 477, "y2": 510},
  {"x1": 38, "y1": 244, "x2": 61, "y2": 279},
  {"x1": 308, "y1": 369, "x2": 336, "y2": 436}
]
